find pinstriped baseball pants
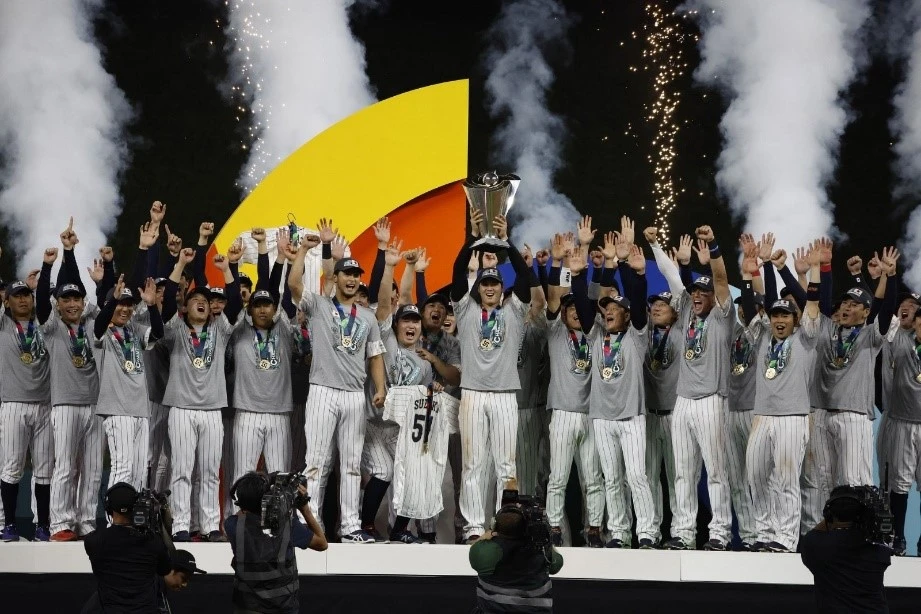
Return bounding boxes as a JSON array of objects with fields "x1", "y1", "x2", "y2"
[
  {"x1": 0, "y1": 402, "x2": 53, "y2": 485},
  {"x1": 168, "y1": 408, "x2": 223, "y2": 534},
  {"x1": 812, "y1": 408, "x2": 873, "y2": 488},
  {"x1": 646, "y1": 411, "x2": 677, "y2": 537},
  {"x1": 516, "y1": 408, "x2": 549, "y2": 497},
  {"x1": 546, "y1": 409, "x2": 603, "y2": 529},
  {"x1": 725, "y1": 409, "x2": 757, "y2": 543},
  {"x1": 233, "y1": 410, "x2": 292, "y2": 481},
  {"x1": 103, "y1": 415, "x2": 149, "y2": 491},
  {"x1": 50, "y1": 405, "x2": 102, "y2": 535}
]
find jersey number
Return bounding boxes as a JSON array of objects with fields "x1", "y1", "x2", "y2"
[{"x1": 411, "y1": 413, "x2": 434, "y2": 443}]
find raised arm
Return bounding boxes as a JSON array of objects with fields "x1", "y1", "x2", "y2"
[
  {"x1": 451, "y1": 206, "x2": 483, "y2": 302},
  {"x1": 222, "y1": 241, "x2": 244, "y2": 324},
  {"x1": 94, "y1": 274, "x2": 124, "y2": 339},
  {"x1": 739, "y1": 240, "x2": 760, "y2": 326},
  {"x1": 645, "y1": 226, "x2": 684, "y2": 298},
  {"x1": 376, "y1": 240, "x2": 402, "y2": 322},
  {"x1": 803, "y1": 242, "x2": 822, "y2": 321},
  {"x1": 134, "y1": 222, "x2": 159, "y2": 293},
  {"x1": 138, "y1": 278, "x2": 164, "y2": 341},
  {"x1": 251, "y1": 227, "x2": 270, "y2": 291},
  {"x1": 697, "y1": 225, "x2": 729, "y2": 307},
  {"x1": 777, "y1": 253, "x2": 807, "y2": 309},
  {"x1": 96, "y1": 246, "x2": 116, "y2": 306},
  {"x1": 280, "y1": 264, "x2": 296, "y2": 319},
  {"x1": 874, "y1": 247, "x2": 900, "y2": 334},
  {"x1": 414, "y1": 248, "x2": 430, "y2": 304},
  {"x1": 626, "y1": 245, "x2": 648, "y2": 330},
  {"x1": 193, "y1": 222, "x2": 213, "y2": 290},
  {"x1": 545, "y1": 234, "x2": 569, "y2": 315},
  {"x1": 37, "y1": 248, "x2": 58, "y2": 325},
  {"x1": 399, "y1": 249, "x2": 419, "y2": 306},
  {"x1": 366, "y1": 217, "x2": 390, "y2": 304}
]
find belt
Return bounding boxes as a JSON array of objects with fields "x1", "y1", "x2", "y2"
[{"x1": 648, "y1": 409, "x2": 672, "y2": 416}]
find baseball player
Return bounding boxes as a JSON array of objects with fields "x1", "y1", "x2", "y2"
[
  {"x1": 94, "y1": 275, "x2": 164, "y2": 495},
  {"x1": 0, "y1": 271, "x2": 53, "y2": 542},
  {"x1": 664, "y1": 225, "x2": 736, "y2": 551},
  {"x1": 160, "y1": 246, "x2": 242, "y2": 542},
  {"x1": 449, "y1": 207, "x2": 534, "y2": 542},
  {"x1": 740, "y1": 241, "x2": 820, "y2": 553},
  {"x1": 36, "y1": 225, "x2": 104, "y2": 542},
  {"x1": 544, "y1": 235, "x2": 605, "y2": 548},
  {"x1": 288, "y1": 221, "x2": 387, "y2": 544}
]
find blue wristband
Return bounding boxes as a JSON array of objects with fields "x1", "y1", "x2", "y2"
[{"x1": 708, "y1": 244, "x2": 721, "y2": 259}]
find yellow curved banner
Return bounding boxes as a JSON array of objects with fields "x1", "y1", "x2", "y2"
[{"x1": 213, "y1": 80, "x2": 469, "y2": 257}]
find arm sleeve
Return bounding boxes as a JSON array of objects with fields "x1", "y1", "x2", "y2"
[
  {"x1": 159, "y1": 252, "x2": 177, "y2": 278},
  {"x1": 152, "y1": 537, "x2": 172, "y2": 577},
  {"x1": 268, "y1": 261, "x2": 284, "y2": 303},
  {"x1": 256, "y1": 252, "x2": 270, "y2": 291},
  {"x1": 777, "y1": 266, "x2": 807, "y2": 309},
  {"x1": 193, "y1": 244, "x2": 208, "y2": 289},
  {"x1": 130, "y1": 249, "x2": 149, "y2": 295},
  {"x1": 224, "y1": 278, "x2": 243, "y2": 324},
  {"x1": 280, "y1": 264, "x2": 296, "y2": 319},
  {"x1": 94, "y1": 299, "x2": 117, "y2": 339},
  {"x1": 619, "y1": 262, "x2": 634, "y2": 297},
  {"x1": 762, "y1": 261, "x2": 777, "y2": 307},
  {"x1": 62, "y1": 249, "x2": 84, "y2": 294},
  {"x1": 37, "y1": 262, "x2": 53, "y2": 325},
  {"x1": 147, "y1": 305, "x2": 165, "y2": 342},
  {"x1": 98, "y1": 260, "x2": 116, "y2": 306},
  {"x1": 507, "y1": 246, "x2": 532, "y2": 304},
  {"x1": 537, "y1": 262, "x2": 549, "y2": 297},
  {"x1": 146, "y1": 243, "x2": 160, "y2": 280},
  {"x1": 740, "y1": 279, "x2": 756, "y2": 326},
  {"x1": 820, "y1": 268, "x2": 835, "y2": 317},
  {"x1": 451, "y1": 237, "x2": 476, "y2": 302},
  {"x1": 415, "y1": 271, "x2": 428, "y2": 305},
  {"x1": 651, "y1": 244, "x2": 684, "y2": 298},
  {"x1": 678, "y1": 261, "x2": 693, "y2": 290},
  {"x1": 571, "y1": 273, "x2": 596, "y2": 336},
  {"x1": 367, "y1": 248, "x2": 387, "y2": 305},
  {"x1": 629, "y1": 272, "x2": 648, "y2": 330},
  {"x1": 874, "y1": 275, "x2": 897, "y2": 334},
  {"x1": 161, "y1": 280, "x2": 180, "y2": 324}
]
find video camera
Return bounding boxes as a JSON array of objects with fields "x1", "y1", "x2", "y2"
[
  {"x1": 132, "y1": 489, "x2": 171, "y2": 535},
  {"x1": 824, "y1": 484, "x2": 894, "y2": 548},
  {"x1": 261, "y1": 472, "x2": 309, "y2": 535},
  {"x1": 499, "y1": 489, "x2": 553, "y2": 563}
]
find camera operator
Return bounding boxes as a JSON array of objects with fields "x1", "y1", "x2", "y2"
[
  {"x1": 82, "y1": 483, "x2": 173, "y2": 614},
  {"x1": 225, "y1": 472, "x2": 327, "y2": 614},
  {"x1": 800, "y1": 486, "x2": 892, "y2": 613},
  {"x1": 469, "y1": 480, "x2": 564, "y2": 614}
]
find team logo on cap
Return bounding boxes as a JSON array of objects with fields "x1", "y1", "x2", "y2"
[
  {"x1": 342, "y1": 259, "x2": 359, "y2": 269},
  {"x1": 848, "y1": 288, "x2": 864, "y2": 297},
  {"x1": 697, "y1": 276, "x2": 712, "y2": 285}
]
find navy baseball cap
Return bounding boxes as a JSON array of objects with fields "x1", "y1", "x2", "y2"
[
  {"x1": 478, "y1": 268, "x2": 503, "y2": 284},
  {"x1": 105, "y1": 287, "x2": 134, "y2": 304},
  {"x1": 395, "y1": 304, "x2": 422, "y2": 321},
  {"x1": 422, "y1": 293, "x2": 450, "y2": 309},
  {"x1": 689, "y1": 276, "x2": 714, "y2": 293},
  {"x1": 106, "y1": 482, "x2": 138, "y2": 514},
  {"x1": 599, "y1": 294, "x2": 631, "y2": 310},
  {"x1": 898, "y1": 291, "x2": 921, "y2": 307},
  {"x1": 209, "y1": 286, "x2": 227, "y2": 301},
  {"x1": 357, "y1": 282, "x2": 369, "y2": 296},
  {"x1": 7, "y1": 281, "x2": 31, "y2": 297},
  {"x1": 840, "y1": 287, "x2": 871, "y2": 309},
  {"x1": 154, "y1": 277, "x2": 168, "y2": 287},
  {"x1": 560, "y1": 293, "x2": 578, "y2": 307},
  {"x1": 334, "y1": 258, "x2": 364, "y2": 275},
  {"x1": 768, "y1": 299, "x2": 797, "y2": 315},
  {"x1": 172, "y1": 550, "x2": 207, "y2": 575},
  {"x1": 0, "y1": 278, "x2": 6, "y2": 290},
  {"x1": 56, "y1": 283, "x2": 85, "y2": 299},
  {"x1": 185, "y1": 286, "x2": 211, "y2": 303},
  {"x1": 250, "y1": 289, "x2": 276, "y2": 305},
  {"x1": 647, "y1": 291, "x2": 673, "y2": 306},
  {"x1": 734, "y1": 292, "x2": 764, "y2": 307},
  {"x1": 238, "y1": 274, "x2": 253, "y2": 288}
]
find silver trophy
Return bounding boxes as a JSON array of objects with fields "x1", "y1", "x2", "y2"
[{"x1": 463, "y1": 171, "x2": 521, "y2": 248}]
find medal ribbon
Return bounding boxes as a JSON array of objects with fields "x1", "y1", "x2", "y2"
[
  {"x1": 110, "y1": 326, "x2": 135, "y2": 362},
  {"x1": 686, "y1": 316, "x2": 708, "y2": 358},
  {"x1": 480, "y1": 308, "x2": 500, "y2": 342},
  {"x1": 296, "y1": 324, "x2": 311, "y2": 355},
  {"x1": 67, "y1": 323, "x2": 88, "y2": 361},
  {"x1": 833, "y1": 325, "x2": 861, "y2": 363},
  {"x1": 332, "y1": 298, "x2": 358, "y2": 340},
  {"x1": 187, "y1": 321, "x2": 211, "y2": 361},
  {"x1": 254, "y1": 328, "x2": 278, "y2": 363},
  {"x1": 602, "y1": 331, "x2": 627, "y2": 369},
  {"x1": 14, "y1": 320, "x2": 36, "y2": 355},
  {"x1": 765, "y1": 337, "x2": 790, "y2": 374},
  {"x1": 650, "y1": 325, "x2": 671, "y2": 363},
  {"x1": 568, "y1": 330, "x2": 589, "y2": 364},
  {"x1": 731, "y1": 333, "x2": 750, "y2": 368},
  {"x1": 913, "y1": 338, "x2": 921, "y2": 375}
]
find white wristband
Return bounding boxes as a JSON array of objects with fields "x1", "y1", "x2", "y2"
[{"x1": 560, "y1": 267, "x2": 572, "y2": 288}]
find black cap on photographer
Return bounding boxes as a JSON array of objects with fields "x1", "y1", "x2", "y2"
[{"x1": 106, "y1": 482, "x2": 138, "y2": 515}]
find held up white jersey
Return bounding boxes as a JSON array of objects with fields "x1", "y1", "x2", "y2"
[{"x1": 383, "y1": 385, "x2": 459, "y2": 519}]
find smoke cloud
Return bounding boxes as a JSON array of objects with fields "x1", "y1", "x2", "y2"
[
  {"x1": 0, "y1": 0, "x2": 131, "y2": 282},
  {"x1": 484, "y1": 0, "x2": 579, "y2": 251},
  {"x1": 690, "y1": 0, "x2": 869, "y2": 252},
  {"x1": 227, "y1": 0, "x2": 376, "y2": 193}
]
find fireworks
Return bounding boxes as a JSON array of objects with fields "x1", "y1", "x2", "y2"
[{"x1": 642, "y1": 1, "x2": 697, "y2": 245}]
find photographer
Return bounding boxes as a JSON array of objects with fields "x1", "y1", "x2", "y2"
[
  {"x1": 800, "y1": 486, "x2": 892, "y2": 613},
  {"x1": 226, "y1": 472, "x2": 327, "y2": 614},
  {"x1": 82, "y1": 483, "x2": 173, "y2": 614},
  {"x1": 469, "y1": 481, "x2": 564, "y2": 614}
]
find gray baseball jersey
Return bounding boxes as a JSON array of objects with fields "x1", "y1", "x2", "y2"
[
  {"x1": 230, "y1": 313, "x2": 294, "y2": 414},
  {"x1": 643, "y1": 324, "x2": 682, "y2": 413},
  {"x1": 588, "y1": 321, "x2": 648, "y2": 421},
  {"x1": 421, "y1": 329, "x2": 461, "y2": 399},
  {"x1": 546, "y1": 316, "x2": 591, "y2": 414},
  {"x1": 298, "y1": 293, "x2": 385, "y2": 391},
  {"x1": 745, "y1": 316, "x2": 818, "y2": 416},
  {"x1": 882, "y1": 328, "x2": 921, "y2": 423},
  {"x1": 42, "y1": 309, "x2": 100, "y2": 406},
  {"x1": 367, "y1": 318, "x2": 433, "y2": 422},
  {"x1": 132, "y1": 304, "x2": 170, "y2": 404},
  {"x1": 676, "y1": 293, "x2": 735, "y2": 399},
  {"x1": 516, "y1": 319, "x2": 548, "y2": 409},
  {"x1": 161, "y1": 314, "x2": 235, "y2": 410},
  {"x1": 0, "y1": 315, "x2": 51, "y2": 403},
  {"x1": 727, "y1": 323, "x2": 757, "y2": 411},
  {"x1": 94, "y1": 323, "x2": 154, "y2": 417},
  {"x1": 454, "y1": 293, "x2": 529, "y2": 392},
  {"x1": 810, "y1": 314, "x2": 884, "y2": 418}
]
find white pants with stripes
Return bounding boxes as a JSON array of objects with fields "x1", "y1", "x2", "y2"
[
  {"x1": 103, "y1": 415, "x2": 149, "y2": 491},
  {"x1": 672, "y1": 394, "x2": 733, "y2": 546},
  {"x1": 234, "y1": 410, "x2": 292, "y2": 480},
  {"x1": 725, "y1": 409, "x2": 757, "y2": 543},
  {"x1": 800, "y1": 412, "x2": 823, "y2": 535},
  {"x1": 645, "y1": 411, "x2": 676, "y2": 537},
  {"x1": 459, "y1": 390, "x2": 518, "y2": 538},
  {"x1": 593, "y1": 415, "x2": 657, "y2": 542},
  {"x1": 888, "y1": 416, "x2": 921, "y2": 494},
  {"x1": 50, "y1": 405, "x2": 102, "y2": 535},
  {"x1": 746, "y1": 414, "x2": 809, "y2": 550},
  {"x1": 362, "y1": 421, "x2": 399, "y2": 482},
  {"x1": 813, "y1": 408, "x2": 873, "y2": 488},
  {"x1": 0, "y1": 402, "x2": 53, "y2": 487},
  {"x1": 546, "y1": 410, "x2": 604, "y2": 529},
  {"x1": 168, "y1": 408, "x2": 223, "y2": 534},
  {"x1": 303, "y1": 385, "x2": 366, "y2": 536},
  {"x1": 516, "y1": 408, "x2": 549, "y2": 497},
  {"x1": 147, "y1": 402, "x2": 170, "y2": 491}
]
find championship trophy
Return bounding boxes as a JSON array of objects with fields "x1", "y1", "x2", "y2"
[{"x1": 462, "y1": 171, "x2": 521, "y2": 248}]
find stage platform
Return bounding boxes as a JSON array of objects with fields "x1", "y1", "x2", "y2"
[{"x1": 2, "y1": 543, "x2": 920, "y2": 613}]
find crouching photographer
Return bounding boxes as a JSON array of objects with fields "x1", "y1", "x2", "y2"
[
  {"x1": 82, "y1": 483, "x2": 176, "y2": 613},
  {"x1": 469, "y1": 480, "x2": 564, "y2": 614},
  {"x1": 226, "y1": 472, "x2": 328, "y2": 614},
  {"x1": 800, "y1": 485, "x2": 894, "y2": 613}
]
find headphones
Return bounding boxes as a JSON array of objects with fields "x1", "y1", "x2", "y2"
[
  {"x1": 493, "y1": 504, "x2": 528, "y2": 538},
  {"x1": 104, "y1": 482, "x2": 138, "y2": 515},
  {"x1": 822, "y1": 486, "x2": 867, "y2": 524},
  {"x1": 230, "y1": 472, "x2": 269, "y2": 506}
]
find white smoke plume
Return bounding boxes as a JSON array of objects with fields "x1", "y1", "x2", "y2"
[
  {"x1": 0, "y1": 0, "x2": 131, "y2": 282},
  {"x1": 484, "y1": 0, "x2": 579, "y2": 251},
  {"x1": 890, "y1": 0, "x2": 921, "y2": 290},
  {"x1": 690, "y1": 0, "x2": 869, "y2": 253},
  {"x1": 227, "y1": 0, "x2": 376, "y2": 193}
]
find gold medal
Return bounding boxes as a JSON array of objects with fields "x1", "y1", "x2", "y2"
[
  {"x1": 341, "y1": 336, "x2": 353, "y2": 349},
  {"x1": 685, "y1": 349, "x2": 695, "y2": 360},
  {"x1": 20, "y1": 352, "x2": 33, "y2": 364},
  {"x1": 765, "y1": 367, "x2": 777, "y2": 380},
  {"x1": 651, "y1": 359, "x2": 661, "y2": 371},
  {"x1": 72, "y1": 356, "x2": 85, "y2": 368},
  {"x1": 602, "y1": 367, "x2": 614, "y2": 379},
  {"x1": 124, "y1": 360, "x2": 136, "y2": 373},
  {"x1": 575, "y1": 359, "x2": 588, "y2": 371},
  {"x1": 833, "y1": 357, "x2": 844, "y2": 368},
  {"x1": 733, "y1": 364, "x2": 745, "y2": 376},
  {"x1": 259, "y1": 359, "x2": 270, "y2": 370},
  {"x1": 916, "y1": 373, "x2": 921, "y2": 384},
  {"x1": 480, "y1": 338, "x2": 492, "y2": 350},
  {"x1": 193, "y1": 357, "x2": 205, "y2": 369}
]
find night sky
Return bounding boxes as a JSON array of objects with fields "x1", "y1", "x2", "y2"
[{"x1": 0, "y1": 0, "x2": 906, "y2": 288}]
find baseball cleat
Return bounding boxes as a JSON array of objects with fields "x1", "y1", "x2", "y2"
[
  {"x1": 662, "y1": 537, "x2": 689, "y2": 550},
  {"x1": 206, "y1": 530, "x2": 227, "y2": 543},
  {"x1": 419, "y1": 532, "x2": 437, "y2": 544},
  {"x1": 390, "y1": 530, "x2": 423, "y2": 544},
  {"x1": 34, "y1": 526, "x2": 51, "y2": 542},
  {"x1": 1, "y1": 525, "x2": 20, "y2": 542},
  {"x1": 363, "y1": 528, "x2": 387, "y2": 543},
  {"x1": 465, "y1": 535, "x2": 481, "y2": 545},
  {"x1": 763, "y1": 541, "x2": 791, "y2": 553},
  {"x1": 550, "y1": 527, "x2": 563, "y2": 547},
  {"x1": 638, "y1": 538, "x2": 656, "y2": 549},
  {"x1": 51, "y1": 529, "x2": 78, "y2": 542},
  {"x1": 341, "y1": 530, "x2": 376, "y2": 544},
  {"x1": 739, "y1": 541, "x2": 754, "y2": 552},
  {"x1": 604, "y1": 538, "x2": 630, "y2": 549},
  {"x1": 172, "y1": 531, "x2": 191, "y2": 543},
  {"x1": 585, "y1": 528, "x2": 604, "y2": 549},
  {"x1": 702, "y1": 539, "x2": 728, "y2": 551}
]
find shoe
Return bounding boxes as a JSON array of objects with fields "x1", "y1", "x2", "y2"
[
  {"x1": 419, "y1": 532, "x2": 437, "y2": 544},
  {"x1": 662, "y1": 537, "x2": 688, "y2": 550},
  {"x1": 390, "y1": 530, "x2": 423, "y2": 544},
  {"x1": 363, "y1": 527, "x2": 387, "y2": 543},
  {"x1": 172, "y1": 531, "x2": 191, "y2": 542},
  {"x1": 638, "y1": 538, "x2": 656, "y2": 549},
  {"x1": 585, "y1": 528, "x2": 604, "y2": 549},
  {"x1": 206, "y1": 530, "x2": 226, "y2": 543},
  {"x1": 34, "y1": 526, "x2": 51, "y2": 542},
  {"x1": 763, "y1": 541, "x2": 791, "y2": 553},
  {"x1": 1, "y1": 525, "x2": 20, "y2": 542},
  {"x1": 739, "y1": 541, "x2": 754, "y2": 552},
  {"x1": 51, "y1": 529, "x2": 78, "y2": 542},
  {"x1": 893, "y1": 537, "x2": 907, "y2": 557},
  {"x1": 750, "y1": 541, "x2": 767, "y2": 552},
  {"x1": 465, "y1": 535, "x2": 480, "y2": 545},
  {"x1": 702, "y1": 539, "x2": 728, "y2": 551},
  {"x1": 605, "y1": 538, "x2": 630, "y2": 549},
  {"x1": 550, "y1": 527, "x2": 563, "y2": 547},
  {"x1": 341, "y1": 530, "x2": 376, "y2": 544}
]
